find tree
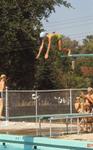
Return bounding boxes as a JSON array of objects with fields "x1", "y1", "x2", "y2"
[
  {"x1": 75, "y1": 35, "x2": 93, "y2": 87},
  {"x1": 0, "y1": 0, "x2": 71, "y2": 89},
  {"x1": 34, "y1": 36, "x2": 84, "y2": 89},
  {"x1": 82, "y1": 35, "x2": 93, "y2": 53}
]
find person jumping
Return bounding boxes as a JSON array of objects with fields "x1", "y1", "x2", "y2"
[{"x1": 36, "y1": 31, "x2": 71, "y2": 59}]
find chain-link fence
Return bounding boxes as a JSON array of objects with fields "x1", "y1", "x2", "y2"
[
  {"x1": 3, "y1": 88, "x2": 87, "y2": 119},
  {"x1": 3, "y1": 88, "x2": 93, "y2": 136}
]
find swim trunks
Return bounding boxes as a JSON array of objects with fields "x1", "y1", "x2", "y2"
[{"x1": 0, "y1": 92, "x2": 3, "y2": 98}]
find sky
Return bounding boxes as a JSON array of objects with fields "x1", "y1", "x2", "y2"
[{"x1": 43, "y1": 0, "x2": 93, "y2": 43}]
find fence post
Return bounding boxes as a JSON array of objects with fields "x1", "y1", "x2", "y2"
[
  {"x1": 35, "y1": 90, "x2": 38, "y2": 135},
  {"x1": 69, "y1": 89, "x2": 72, "y2": 114},
  {"x1": 69, "y1": 89, "x2": 73, "y2": 133},
  {"x1": 5, "y1": 86, "x2": 9, "y2": 126},
  {"x1": 35, "y1": 90, "x2": 38, "y2": 123}
]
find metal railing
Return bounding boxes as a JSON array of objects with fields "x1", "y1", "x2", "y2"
[{"x1": 0, "y1": 134, "x2": 93, "y2": 150}]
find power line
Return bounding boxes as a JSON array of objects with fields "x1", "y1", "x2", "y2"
[
  {"x1": 68, "y1": 31, "x2": 93, "y2": 37},
  {"x1": 65, "y1": 34, "x2": 93, "y2": 41},
  {"x1": 44, "y1": 15, "x2": 93, "y2": 26},
  {"x1": 44, "y1": 20, "x2": 93, "y2": 30}
]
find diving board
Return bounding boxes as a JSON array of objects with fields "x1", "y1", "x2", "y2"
[{"x1": 61, "y1": 53, "x2": 93, "y2": 58}]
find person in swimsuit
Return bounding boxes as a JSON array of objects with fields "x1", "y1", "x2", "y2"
[
  {"x1": 85, "y1": 87, "x2": 93, "y2": 112},
  {"x1": 36, "y1": 32, "x2": 71, "y2": 59},
  {"x1": 0, "y1": 74, "x2": 7, "y2": 118}
]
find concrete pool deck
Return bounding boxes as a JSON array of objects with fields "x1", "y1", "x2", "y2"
[{"x1": 0, "y1": 121, "x2": 93, "y2": 141}]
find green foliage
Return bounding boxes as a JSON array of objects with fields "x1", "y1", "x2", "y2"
[
  {"x1": 35, "y1": 35, "x2": 93, "y2": 89},
  {"x1": 0, "y1": 0, "x2": 71, "y2": 89},
  {"x1": 35, "y1": 37, "x2": 78, "y2": 89},
  {"x1": 2, "y1": 0, "x2": 93, "y2": 90},
  {"x1": 82, "y1": 35, "x2": 93, "y2": 53}
]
